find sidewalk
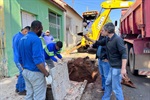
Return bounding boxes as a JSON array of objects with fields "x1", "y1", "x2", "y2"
[{"x1": 0, "y1": 77, "x2": 24, "y2": 100}]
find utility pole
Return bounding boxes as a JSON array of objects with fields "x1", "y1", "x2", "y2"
[
  {"x1": 86, "y1": 6, "x2": 88, "y2": 11},
  {"x1": 72, "y1": 0, "x2": 74, "y2": 8}
]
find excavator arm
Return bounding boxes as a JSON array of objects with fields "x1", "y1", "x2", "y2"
[
  {"x1": 89, "y1": 0, "x2": 134, "y2": 41},
  {"x1": 66, "y1": 0, "x2": 133, "y2": 54},
  {"x1": 91, "y1": 9, "x2": 111, "y2": 41}
]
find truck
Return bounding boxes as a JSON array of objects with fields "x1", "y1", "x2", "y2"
[
  {"x1": 120, "y1": 0, "x2": 150, "y2": 75},
  {"x1": 66, "y1": 0, "x2": 133, "y2": 54}
]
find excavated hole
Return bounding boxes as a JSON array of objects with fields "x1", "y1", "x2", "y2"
[{"x1": 67, "y1": 56, "x2": 98, "y2": 83}]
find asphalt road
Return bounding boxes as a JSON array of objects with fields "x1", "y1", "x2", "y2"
[
  {"x1": 76, "y1": 53, "x2": 150, "y2": 100},
  {"x1": 81, "y1": 68, "x2": 150, "y2": 100},
  {"x1": 123, "y1": 67, "x2": 150, "y2": 100}
]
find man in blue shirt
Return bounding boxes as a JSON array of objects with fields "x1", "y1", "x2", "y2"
[
  {"x1": 44, "y1": 41, "x2": 63, "y2": 69},
  {"x1": 12, "y1": 26, "x2": 30, "y2": 95},
  {"x1": 43, "y1": 30, "x2": 54, "y2": 45},
  {"x1": 18, "y1": 20, "x2": 50, "y2": 100}
]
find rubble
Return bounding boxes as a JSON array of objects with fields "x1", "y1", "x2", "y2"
[{"x1": 46, "y1": 62, "x2": 87, "y2": 100}]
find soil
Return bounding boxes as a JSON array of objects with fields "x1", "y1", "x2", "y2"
[{"x1": 67, "y1": 56, "x2": 98, "y2": 83}]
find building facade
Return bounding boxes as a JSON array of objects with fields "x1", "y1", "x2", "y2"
[
  {"x1": 54, "y1": 0, "x2": 83, "y2": 47},
  {"x1": 0, "y1": 0, "x2": 65, "y2": 77}
]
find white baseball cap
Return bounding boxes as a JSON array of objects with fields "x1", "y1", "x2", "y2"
[{"x1": 45, "y1": 30, "x2": 50, "y2": 33}]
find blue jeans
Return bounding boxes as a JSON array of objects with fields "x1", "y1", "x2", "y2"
[
  {"x1": 15, "y1": 63, "x2": 25, "y2": 92},
  {"x1": 102, "y1": 67, "x2": 124, "y2": 100},
  {"x1": 98, "y1": 59, "x2": 110, "y2": 90}
]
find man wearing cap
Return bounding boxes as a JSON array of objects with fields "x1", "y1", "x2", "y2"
[
  {"x1": 44, "y1": 41, "x2": 63, "y2": 69},
  {"x1": 12, "y1": 26, "x2": 30, "y2": 95},
  {"x1": 43, "y1": 30, "x2": 54, "y2": 45}
]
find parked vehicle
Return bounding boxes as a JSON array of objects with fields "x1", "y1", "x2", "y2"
[{"x1": 120, "y1": 0, "x2": 150, "y2": 75}]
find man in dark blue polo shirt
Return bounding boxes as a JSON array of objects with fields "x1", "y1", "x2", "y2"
[
  {"x1": 18, "y1": 20, "x2": 50, "y2": 100},
  {"x1": 93, "y1": 34, "x2": 110, "y2": 92},
  {"x1": 12, "y1": 26, "x2": 30, "y2": 95},
  {"x1": 84, "y1": 22, "x2": 127, "y2": 100}
]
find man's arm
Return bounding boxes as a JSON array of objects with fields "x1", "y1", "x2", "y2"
[
  {"x1": 32, "y1": 38, "x2": 49, "y2": 77},
  {"x1": 121, "y1": 59, "x2": 127, "y2": 79},
  {"x1": 56, "y1": 49, "x2": 62, "y2": 59},
  {"x1": 50, "y1": 56, "x2": 58, "y2": 62},
  {"x1": 18, "y1": 39, "x2": 23, "y2": 65},
  {"x1": 116, "y1": 37, "x2": 127, "y2": 78},
  {"x1": 83, "y1": 35, "x2": 95, "y2": 43},
  {"x1": 84, "y1": 35, "x2": 106, "y2": 46},
  {"x1": 56, "y1": 54, "x2": 62, "y2": 59},
  {"x1": 36, "y1": 63, "x2": 49, "y2": 77}
]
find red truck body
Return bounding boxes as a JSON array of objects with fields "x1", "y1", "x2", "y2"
[{"x1": 120, "y1": 0, "x2": 150, "y2": 75}]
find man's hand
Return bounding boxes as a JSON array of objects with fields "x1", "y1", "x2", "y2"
[
  {"x1": 121, "y1": 68, "x2": 127, "y2": 79},
  {"x1": 57, "y1": 61, "x2": 63, "y2": 65},
  {"x1": 61, "y1": 58, "x2": 64, "y2": 62},
  {"x1": 89, "y1": 44, "x2": 93, "y2": 48},
  {"x1": 46, "y1": 75, "x2": 52, "y2": 84}
]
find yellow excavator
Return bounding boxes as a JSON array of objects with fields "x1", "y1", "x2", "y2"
[{"x1": 66, "y1": 0, "x2": 133, "y2": 54}]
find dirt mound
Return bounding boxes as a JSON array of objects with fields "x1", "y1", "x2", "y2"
[{"x1": 67, "y1": 56, "x2": 98, "y2": 83}]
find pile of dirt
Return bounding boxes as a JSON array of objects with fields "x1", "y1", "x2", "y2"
[{"x1": 67, "y1": 56, "x2": 98, "y2": 83}]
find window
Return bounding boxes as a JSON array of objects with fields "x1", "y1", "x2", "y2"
[
  {"x1": 21, "y1": 11, "x2": 36, "y2": 28},
  {"x1": 49, "y1": 12, "x2": 61, "y2": 40}
]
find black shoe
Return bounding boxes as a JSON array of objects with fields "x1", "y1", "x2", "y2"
[
  {"x1": 18, "y1": 90, "x2": 26, "y2": 95},
  {"x1": 15, "y1": 89, "x2": 19, "y2": 93},
  {"x1": 101, "y1": 89, "x2": 105, "y2": 92}
]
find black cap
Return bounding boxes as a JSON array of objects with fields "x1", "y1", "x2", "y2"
[
  {"x1": 56, "y1": 41, "x2": 63, "y2": 48},
  {"x1": 24, "y1": 26, "x2": 30, "y2": 31}
]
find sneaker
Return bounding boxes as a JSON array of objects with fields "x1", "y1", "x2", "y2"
[
  {"x1": 15, "y1": 89, "x2": 19, "y2": 93},
  {"x1": 97, "y1": 89, "x2": 104, "y2": 92},
  {"x1": 18, "y1": 90, "x2": 26, "y2": 95}
]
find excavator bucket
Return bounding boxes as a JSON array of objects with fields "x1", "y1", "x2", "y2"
[{"x1": 65, "y1": 44, "x2": 82, "y2": 54}]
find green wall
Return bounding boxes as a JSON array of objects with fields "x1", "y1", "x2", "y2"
[{"x1": 3, "y1": 0, "x2": 64, "y2": 76}]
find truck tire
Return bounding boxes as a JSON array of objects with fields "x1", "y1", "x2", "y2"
[
  {"x1": 125, "y1": 43, "x2": 131, "y2": 66},
  {"x1": 129, "y1": 47, "x2": 136, "y2": 75}
]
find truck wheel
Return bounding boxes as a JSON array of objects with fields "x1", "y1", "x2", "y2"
[
  {"x1": 129, "y1": 47, "x2": 136, "y2": 75},
  {"x1": 125, "y1": 43, "x2": 131, "y2": 66}
]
